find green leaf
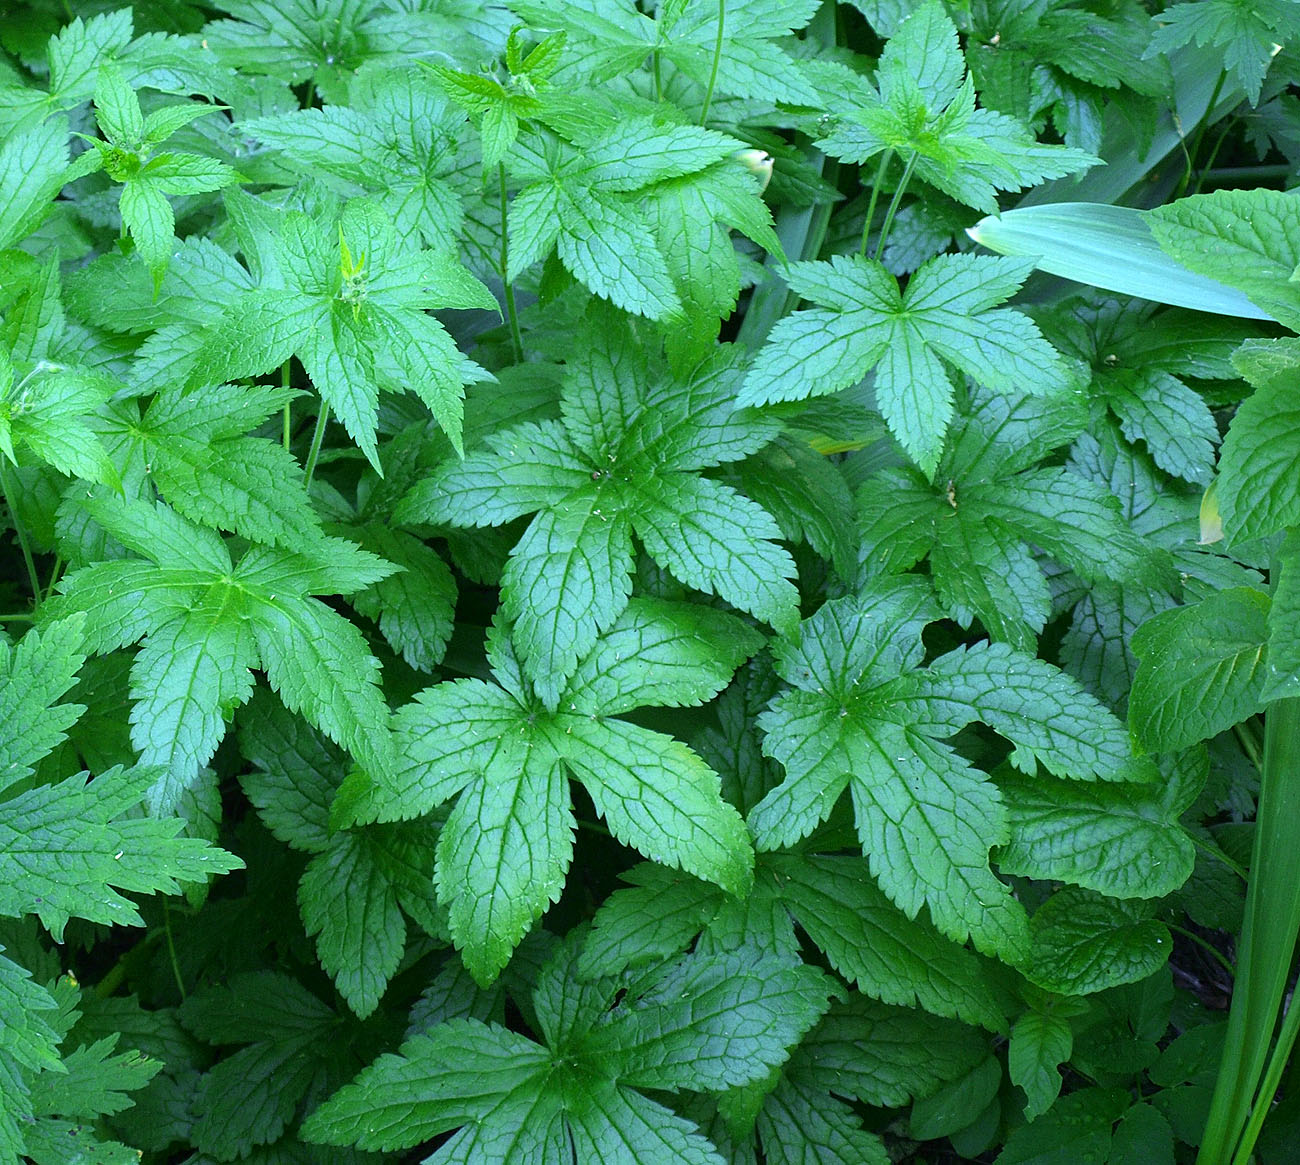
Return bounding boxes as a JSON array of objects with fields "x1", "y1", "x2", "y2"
[
  {"x1": 858, "y1": 388, "x2": 1162, "y2": 647},
  {"x1": 968, "y1": 203, "x2": 1274, "y2": 319},
  {"x1": 1129, "y1": 588, "x2": 1271, "y2": 754},
  {"x1": 996, "y1": 767, "x2": 1196, "y2": 900},
  {"x1": 306, "y1": 934, "x2": 829, "y2": 1160},
  {"x1": 993, "y1": 1087, "x2": 1130, "y2": 1164},
  {"x1": 1147, "y1": 189, "x2": 1300, "y2": 329},
  {"x1": 1143, "y1": 0, "x2": 1300, "y2": 105},
  {"x1": 45, "y1": 496, "x2": 399, "y2": 811},
  {"x1": 1024, "y1": 889, "x2": 1171, "y2": 995},
  {"x1": 741, "y1": 254, "x2": 1071, "y2": 476},
  {"x1": 813, "y1": 2, "x2": 1096, "y2": 213},
  {"x1": 1009, "y1": 1009, "x2": 1073, "y2": 1119},
  {"x1": 374, "y1": 601, "x2": 755, "y2": 981},
  {"x1": 192, "y1": 199, "x2": 491, "y2": 467},
  {"x1": 0, "y1": 764, "x2": 243, "y2": 939},
  {"x1": 0, "y1": 119, "x2": 70, "y2": 249},
  {"x1": 1217, "y1": 337, "x2": 1300, "y2": 543},
  {"x1": 399, "y1": 322, "x2": 792, "y2": 706},
  {"x1": 748, "y1": 579, "x2": 1031, "y2": 959},
  {"x1": 0, "y1": 616, "x2": 86, "y2": 795}
]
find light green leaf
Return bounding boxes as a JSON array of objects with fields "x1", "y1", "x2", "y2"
[
  {"x1": 1024, "y1": 889, "x2": 1170, "y2": 995},
  {"x1": 1129, "y1": 588, "x2": 1271, "y2": 754}
]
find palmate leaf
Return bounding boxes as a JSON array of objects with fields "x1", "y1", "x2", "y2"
[
  {"x1": 0, "y1": 615, "x2": 243, "y2": 939},
  {"x1": 1034, "y1": 295, "x2": 1243, "y2": 486},
  {"x1": 510, "y1": 0, "x2": 821, "y2": 106},
  {"x1": 811, "y1": 1, "x2": 1096, "y2": 213},
  {"x1": 0, "y1": 9, "x2": 230, "y2": 137},
  {"x1": 857, "y1": 389, "x2": 1164, "y2": 651},
  {"x1": 1143, "y1": 0, "x2": 1300, "y2": 105},
  {"x1": 99, "y1": 380, "x2": 326, "y2": 555},
  {"x1": 964, "y1": 0, "x2": 1166, "y2": 153},
  {"x1": 1059, "y1": 424, "x2": 1262, "y2": 713},
  {"x1": 739, "y1": 253, "x2": 1073, "y2": 476},
  {"x1": 42, "y1": 494, "x2": 399, "y2": 815},
  {"x1": 178, "y1": 971, "x2": 347, "y2": 1159},
  {"x1": 244, "y1": 63, "x2": 470, "y2": 246},
  {"x1": 748, "y1": 575, "x2": 1154, "y2": 962},
  {"x1": 578, "y1": 857, "x2": 1005, "y2": 1032},
  {"x1": 200, "y1": 0, "x2": 509, "y2": 104},
  {"x1": 396, "y1": 321, "x2": 796, "y2": 707},
  {"x1": 340, "y1": 599, "x2": 761, "y2": 983},
  {"x1": 0, "y1": 761, "x2": 243, "y2": 940},
  {"x1": 189, "y1": 197, "x2": 496, "y2": 467},
  {"x1": 0, "y1": 355, "x2": 121, "y2": 489},
  {"x1": 304, "y1": 930, "x2": 832, "y2": 1163},
  {"x1": 237, "y1": 693, "x2": 440, "y2": 1019},
  {"x1": 502, "y1": 119, "x2": 747, "y2": 321}
]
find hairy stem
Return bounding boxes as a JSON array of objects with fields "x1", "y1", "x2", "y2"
[{"x1": 282, "y1": 359, "x2": 292, "y2": 450}]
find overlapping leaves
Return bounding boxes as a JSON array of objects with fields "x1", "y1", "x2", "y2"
[
  {"x1": 748, "y1": 575, "x2": 1155, "y2": 961},
  {"x1": 397, "y1": 316, "x2": 798, "y2": 707},
  {"x1": 339, "y1": 598, "x2": 761, "y2": 983}
]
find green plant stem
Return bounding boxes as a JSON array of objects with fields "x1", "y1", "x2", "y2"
[
  {"x1": 0, "y1": 457, "x2": 42, "y2": 609},
  {"x1": 44, "y1": 555, "x2": 63, "y2": 603},
  {"x1": 1236, "y1": 721, "x2": 1264, "y2": 771},
  {"x1": 163, "y1": 899, "x2": 187, "y2": 1001},
  {"x1": 859, "y1": 148, "x2": 894, "y2": 256},
  {"x1": 1190, "y1": 117, "x2": 1236, "y2": 197},
  {"x1": 499, "y1": 163, "x2": 523, "y2": 362},
  {"x1": 1176, "y1": 69, "x2": 1226, "y2": 199},
  {"x1": 699, "y1": 0, "x2": 725, "y2": 126},
  {"x1": 652, "y1": 52, "x2": 663, "y2": 102},
  {"x1": 873, "y1": 151, "x2": 919, "y2": 261},
  {"x1": 0, "y1": 612, "x2": 34, "y2": 622},
  {"x1": 303, "y1": 402, "x2": 330, "y2": 488},
  {"x1": 282, "y1": 359, "x2": 292, "y2": 450},
  {"x1": 1167, "y1": 921, "x2": 1237, "y2": 980},
  {"x1": 1198, "y1": 695, "x2": 1300, "y2": 1164},
  {"x1": 1191, "y1": 833, "x2": 1248, "y2": 883},
  {"x1": 733, "y1": 0, "x2": 838, "y2": 349}
]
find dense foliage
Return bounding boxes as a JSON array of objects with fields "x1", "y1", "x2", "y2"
[{"x1": 2, "y1": 0, "x2": 1300, "y2": 1161}]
